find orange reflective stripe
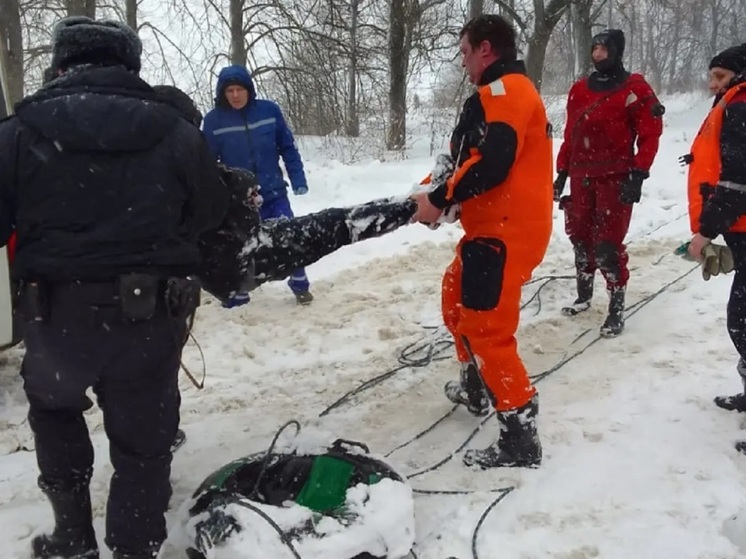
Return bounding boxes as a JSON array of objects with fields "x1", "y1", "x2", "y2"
[{"x1": 446, "y1": 147, "x2": 481, "y2": 201}]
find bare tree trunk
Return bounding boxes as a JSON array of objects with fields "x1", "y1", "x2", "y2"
[
  {"x1": 709, "y1": 0, "x2": 720, "y2": 55},
  {"x1": 607, "y1": 0, "x2": 613, "y2": 27},
  {"x1": 667, "y1": 7, "x2": 681, "y2": 93},
  {"x1": 469, "y1": 0, "x2": 484, "y2": 20},
  {"x1": 387, "y1": 0, "x2": 407, "y2": 151},
  {"x1": 65, "y1": 0, "x2": 95, "y2": 18},
  {"x1": 525, "y1": 0, "x2": 569, "y2": 91},
  {"x1": 645, "y1": 12, "x2": 661, "y2": 92},
  {"x1": 572, "y1": 0, "x2": 593, "y2": 77},
  {"x1": 125, "y1": 0, "x2": 138, "y2": 31},
  {"x1": 0, "y1": 0, "x2": 23, "y2": 111},
  {"x1": 681, "y1": 5, "x2": 701, "y2": 90},
  {"x1": 230, "y1": 0, "x2": 246, "y2": 67},
  {"x1": 346, "y1": 0, "x2": 360, "y2": 137}
]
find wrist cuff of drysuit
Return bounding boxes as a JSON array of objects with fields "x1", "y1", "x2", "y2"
[
  {"x1": 699, "y1": 224, "x2": 719, "y2": 240},
  {"x1": 428, "y1": 185, "x2": 450, "y2": 209}
]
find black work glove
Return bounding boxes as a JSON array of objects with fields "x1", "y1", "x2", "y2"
[
  {"x1": 553, "y1": 171, "x2": 568, "y2": 202},
  {"x1": 619, "y1": 170, "x2": 648, "y2": 204}
]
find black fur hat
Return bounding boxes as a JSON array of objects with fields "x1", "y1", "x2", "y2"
[{"x1": 51, "y1": 16, "x2": 142, "y2": 73}]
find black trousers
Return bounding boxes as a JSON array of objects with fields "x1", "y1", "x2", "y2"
[
  {"x1": 252, "y1": 198, "x2": 416, "y2": 285},
  {"x1": 725, "y1": 234, "x2": 746, "y2": 365},
  {"x1": 20, "y1": 281, "x2": 186, "y2": 555}
]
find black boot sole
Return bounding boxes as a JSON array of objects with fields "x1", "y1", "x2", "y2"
[{"x1": 561, "y1": 301, "x2": 591, "y2": 317}]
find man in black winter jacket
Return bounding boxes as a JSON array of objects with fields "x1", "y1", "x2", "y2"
[
  {"x1": 0, "y1": 17, "x2": 228, "y2": 559},
  {"x1": 685, "y1": 45, "x2": 746, "y2": 453}
]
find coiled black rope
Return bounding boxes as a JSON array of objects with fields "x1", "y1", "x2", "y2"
[
  {"x1": 319, "y1": 328, "x2": 454, "y2": 417},
  {"x1": 249, "y1": 420, "x2": 301, "y2": 500}
]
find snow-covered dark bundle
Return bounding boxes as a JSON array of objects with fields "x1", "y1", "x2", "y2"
[{"x1": 184, "y1": 439, "x2": 415, "y2": 559}]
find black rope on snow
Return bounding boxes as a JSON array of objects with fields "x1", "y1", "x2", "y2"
[
  {"x1": 384, "y1": 405, "x2": 459, "y2": 458},
  {"x1": 626, "y1": 211, "x2": 688, "y2": 245},
  {"x1": 319, "y1": 330, "x2": 454, "y2": 417},
  {"x1": 524, "y1": 273, "x2": 575, "y2": 286},
  {"x1": 624, "y1": 263, "x2": 699, "y2": 315},
  {"x1": 413, "y1": 487, "x2": 513, "y2": 496},
  {"x1": 231, "y1": 498, "x2": 304, "y2": 559},
  {"x1": 406, "y1": 412, "x2": 495, "y2": 479},
  {"x1": 520, "y1": 277, "x2": 551, "y2": 316},
  {"x1": 249, "y1": 420, "x2": 302, "y2": 500},
  {"x1": 472, "y1": 487, "x2": 515, "y2": 559},
  {"x1": 570, "y1": 328, "x2": 592, "y2": 346}
]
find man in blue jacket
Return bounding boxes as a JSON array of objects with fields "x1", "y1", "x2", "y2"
[{"x1": 203, "y1": 65, "x2": 313, "y2": 306}]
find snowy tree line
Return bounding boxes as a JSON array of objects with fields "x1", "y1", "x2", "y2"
[{"x1": 2, "y1": 0, "x2": 746, "y2": 150}]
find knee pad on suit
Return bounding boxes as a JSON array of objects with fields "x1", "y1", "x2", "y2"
[{"x1": 594, "y1": 240, "x2": 619, "y2": 272}]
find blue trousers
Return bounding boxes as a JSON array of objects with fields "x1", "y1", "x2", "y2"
[{"x1": 260, "y1": 195, "x2": 310, "y2": 293}]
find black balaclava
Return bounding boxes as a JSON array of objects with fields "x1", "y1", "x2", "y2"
[{"x1": 589, "y1": 29, "x2": 629, "y2": 90}]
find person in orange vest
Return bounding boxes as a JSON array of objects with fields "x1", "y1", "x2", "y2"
[
  {"x1": 554, "y1": 30, "x2": 664, "y2": 337},
  {"x1": 410, "y1": 14, "x2": 553, "y2": 469},
  {"x1": 683, "y1": 45, "x2": 746, "y2": 441}
]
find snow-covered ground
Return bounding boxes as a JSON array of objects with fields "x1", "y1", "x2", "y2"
[{"x1": 4, "y1": 91, "x2": 746, "y2": 559}]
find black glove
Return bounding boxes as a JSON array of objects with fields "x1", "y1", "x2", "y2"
[
  {"x1": 619, "y1": 170, "x2": 648, "y2": 204},
  {"x1": 553, "y1": 171, "x2": 568, "y2": 202}
]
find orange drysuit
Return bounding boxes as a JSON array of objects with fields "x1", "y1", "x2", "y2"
[{"x1": 427, "y1": 59, "x2": 553, "y2": 412}]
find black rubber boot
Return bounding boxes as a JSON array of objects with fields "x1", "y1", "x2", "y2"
[
  {"x1": 462, "y1": 395, "x2": 542, "y2": 469},
  {"x1": 294, "y1": 290, "x2": 314, "y2": 305},
  {"x1": 600, "y1": 286, "x2": 625, "y2": 337},
  {"x1": 561, "y1": 272, "x2": 594, "y2": 316},
  {"x1": 444, "y1": 362, "x2": 490, "y2": 416},
  {"x1": 170, "y1": 428, "x2": 187, "y2": 453},
  {"x1": 31, "y1": 480, "x2": 98, "y2": 559},
  {"x1": 715, "y1": 359, "x2": 746, "y2": 412}
]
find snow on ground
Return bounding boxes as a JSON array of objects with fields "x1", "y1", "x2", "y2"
[{"x1": 4, "y1": 91, "x2": 746, "y2": 559}]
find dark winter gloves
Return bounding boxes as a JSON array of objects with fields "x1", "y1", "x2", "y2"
[
  {"x1": 553, "y1": 171, "x2": 568, "y2": 202},
  {"x1": 293, "y1": 184, "x2": 308, "y2": 195},
  {"x1": 619, "y1": 170, "x2": 648, "y2": 204}
]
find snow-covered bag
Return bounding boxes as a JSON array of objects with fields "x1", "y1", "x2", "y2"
[{"x1": 184, "y1": 439, "x2": 415, "y2": 559}]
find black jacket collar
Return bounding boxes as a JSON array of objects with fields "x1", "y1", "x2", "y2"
[{"x1": 478, "y1": 59, "x2": 527, "y2": 86}]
